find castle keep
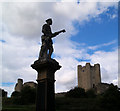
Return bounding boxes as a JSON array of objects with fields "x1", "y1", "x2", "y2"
[{"x1": 78, "y1": 63, "x2": 101, "y2": 91}]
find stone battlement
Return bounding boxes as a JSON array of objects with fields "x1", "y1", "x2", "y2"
[{"x1": 78, "y1": 63, "x2": 100, "y2": 70}]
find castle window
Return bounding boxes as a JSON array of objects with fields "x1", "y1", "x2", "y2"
[{"x1": 93, "y1": 84, "x2": 95, "y2": 88}]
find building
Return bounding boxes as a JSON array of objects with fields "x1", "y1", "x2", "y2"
[
  {"x1": 78, "y1": 63, "x2": 101, "y2": 91},
  {"x1": 0, "y1": 88, "x2": 7, "y2": 97},
  {"x1": 15, "y1": 78, "x2": 37, "y2": 92},
  {"x1": 15, "y1": 79, "x2": 23, "y2": 92}
]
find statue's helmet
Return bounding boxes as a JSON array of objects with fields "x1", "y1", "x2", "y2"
[{"x1": 46, "y1": 18, "x2": 52, "y2": 24}]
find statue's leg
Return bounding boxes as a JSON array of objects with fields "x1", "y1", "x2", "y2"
[
  {"x1": 43, "y1": 47, "x2": 48, "y2": 58},
  {"x1": 48, "y1": 44, "x2": 53, "y2": 58},
  {"x1": 39, "y1": 46, "x2": 43, "y2": 59},
  {"x1": 39, "y1": 45, "x2": 46, "y2": 59}
]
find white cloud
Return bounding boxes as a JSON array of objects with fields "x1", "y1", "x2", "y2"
[
  {"x1": 88, "y1": 40, "x2": 117, "y2": 50},
  {"x1": 112, "y1": 79, "x2": 118, "y2": 85},
  {"x1": 2, "y1": 2, "x2": 117, "y2": 39},
  {"x1": 110, "y1": 14, "x2": 117, "y2": 19},
  {"x1": 0, "y1": 0, "x2": 119, "y2": 2},
  {"x1": 90, "y1": 49, "x2": 118, "y2": 84},
  {"x1": 80, "y1": 0, "x2": 119, "y2": 3},
  {"x1": 1, "y1": 32, "x2": 38, "y2": 97},
  {"x1": 1, "y1": 85, "x2": 14, "y2": 97}
]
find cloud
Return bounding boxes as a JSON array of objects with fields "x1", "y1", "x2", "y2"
[
  {"x1": 1, "y1": 85, "x2": 14, "y2": 97},
  {"x1": 1, "y1": 2, "x2": 118, "y2": 96},
  {"x1": 1, "y1": 0, "x2": 119, "y2": 2},
  {"x1": 88, "y1": 40, "x2": 117, "y2": 50},
  {"x1": 2, "y1": 2, "x2": 74, "y2": 40},
  {"x1": 2, "y1": 2, "x2": 117, "y2": 39},
  {"x1": 54, "y1": 43, "x2": 118, "y2": 92},
  {"x1": 90, "y1": 49, "x2": 118, "y2": 84}
]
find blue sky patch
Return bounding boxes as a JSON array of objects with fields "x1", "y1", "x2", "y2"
[
  {"x1": 71, "y1": 6, "x2": 118, "y2": 55},
  {"x1": 1, "y1": 82, "x2": 15, "y2": 87},
  {"x1": 0, "y1": 39, "x2": 6, "y2": 43}
]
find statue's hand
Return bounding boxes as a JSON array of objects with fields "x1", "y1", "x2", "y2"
[
  {"x1": 54, "y1": 32, "x2": 59, "y2": 35},
  {"x1": 53, "y1": 29, "x2": 66, "y2": 37},
  {"x1": 62, "y1": 29, "x2": 66, "y2": 33}
]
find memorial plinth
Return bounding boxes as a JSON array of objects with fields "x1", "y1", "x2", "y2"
[{"x1": 31, "y1": 58, "x2": 61, "y2": 111}]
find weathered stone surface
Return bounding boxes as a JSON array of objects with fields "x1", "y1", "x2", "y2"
[
  {"x1": 31, "y1": 58, "x2": 61, "y2": 111},
  {"x1": 95, "y1": 83, "x2": 110, "y2": 94},
  {"x1": 78, "y1": 63, "x2": 101, "y2": 91},
  {"x1": 0, "y1": 88, "x2": 7, "y2": 97},
  {"x1": 14, "y1": 79, "x2": 37, "y2": 92},
  {"x1": 31, "y1": 58, "x2": 61, "y2": 81},
  {"x1": 15, "y1": 79, "x2": 23, "y2": 92},
  {"x1": 31, "y1": 58, "x2": 61, "y2": 71},
  {"x1": 23, "y1": 82, "x2": 37, "y2": 89}
]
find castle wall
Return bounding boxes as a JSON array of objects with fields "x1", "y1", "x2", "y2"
[
  {"x1": 96, "y1": 83, "x2": 110, "y2": 94},
  {"x1": 94, "y1": 64, "x2": 101, "y2": 85},
  {"x1": 23, "y1": 82, "x2": 37, "y2": 88},
  {"x1": 15, "y1": 79, "x2": 23, "y2": 92},
  {"x1": 14, "y1": 79, "x2": 37, "y2": 92},
  {"x1": 78, "y1": 63, "x2": 101, "y2": 91}
]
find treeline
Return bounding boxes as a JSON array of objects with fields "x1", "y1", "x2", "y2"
[
  {"x1": 3, "y1": 86, "x2": 36, "y2": 105},
  {"x1": 65, "y1": 84, "x2": 120, "y2": 110},
  {"x1": 2, "y1": 84, "x2": 120, "y2": 110}
]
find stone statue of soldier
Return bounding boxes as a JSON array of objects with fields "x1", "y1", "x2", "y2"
[{"x1": 39, "y1": 18, "x2": 66, "y2": 59}]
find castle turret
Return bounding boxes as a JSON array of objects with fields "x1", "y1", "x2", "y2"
[
  {"x1": 94, "y1": 64, "x2": 101, "y2": 85},
  {"x1": 78, "y1": 63, "x2": 101, "y2": 91},
  {"x1": 15, "y1": 78, "x2": 23, "y2": 92}
]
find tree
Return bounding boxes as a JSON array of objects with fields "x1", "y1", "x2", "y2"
[
  {"x1": 20, "y1": 86, "x2": 36, "y2": 104},
  {"x1": 100, "y1": 84, "x2": 120, "y2": 110},
  {"x1": 65, "y1": 87, "x2": 86, "y2": 98},
  {"x1": 11, "y1": 91, "x2": 21, "y2": 97},
  {"x1": 86, "y1": 89, "x2": 96, "y2": 98}
]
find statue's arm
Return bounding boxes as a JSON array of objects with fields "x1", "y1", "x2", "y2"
[
  {"x1": 51, "y1": 29, "x2": 66, "y2": 38},
  {"x1": 51, "y1": 32, "x2": 59, "y2": 37}
]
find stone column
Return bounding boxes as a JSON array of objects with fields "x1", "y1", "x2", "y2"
[{"x1": 31, "y1": 59, "x2": 61, "y2": 111}]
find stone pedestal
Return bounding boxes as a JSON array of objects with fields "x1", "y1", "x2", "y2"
[{"x1": 31, "y1": 59, "x2": 61, "y2": 111}]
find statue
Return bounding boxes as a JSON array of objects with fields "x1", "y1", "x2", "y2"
[
  {"x1": 39, "y1": 18, "x2": 66, "y2": 59},
  {"x1": 31, "y1": 18, "x2": 64, "y2": 111}
]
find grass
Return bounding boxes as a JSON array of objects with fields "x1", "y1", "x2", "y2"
[
  {"x1": 55, "y1": 97, "x2": 101, "y2": 111},
  {"x1": 2, "y1": 105, "x2": 35, "y2": 111},
  {"x1": 2, "y1": 97, "x2": 120, "y2": 111}
]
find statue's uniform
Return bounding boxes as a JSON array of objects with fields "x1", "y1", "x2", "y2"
[
  {"x1": 39, "y1": 24, "x2": 53, "y2": 58},
  {"x1": 42, "y1": 24, "x2": 53, "y2": 45}
]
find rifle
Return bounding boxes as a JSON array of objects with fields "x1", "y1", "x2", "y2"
[
  {"x1": 41, "y1": 29, "x2": 66, "y2": 44},
  {"x1": 52, "y1": 29, "x2": 66, "y2": 38}
]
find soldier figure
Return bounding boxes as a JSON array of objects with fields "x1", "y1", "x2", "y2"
[{"x1": 39, "y1": 18, "x2": 65, "y2": 59}]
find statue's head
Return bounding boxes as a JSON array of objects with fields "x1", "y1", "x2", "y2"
[{"x1": 46, "y1": 18, "x2": 52, "y2": 25}]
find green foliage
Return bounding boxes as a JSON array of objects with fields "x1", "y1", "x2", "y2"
[
  {"x1": 8, "y1": 86, "x2": 37, "y2": 105},
  {"x1": 11, "y1": 91, "x2": 21, "y2": 97},
  {"x1": 55, "y1": 97, "x2": 103, "y2": 111},
  {"x1": 2, "y1": 98, "x2": 12, "y2": 105},
  {"x1": 65, "y1": 87, "x2": 86, "y2": 98},
  {"x1": 2, "y1": 89, "x2": 7, "y2": 97},
  {"x1": 86, "y1": 89, "x2": 96, "y2": 98},
  {"x1": 3, "y1": 84, "x2": 120, "y2": 111},
  {"x1": 20, "y1": 86, "x2": 36, "y2": 104},
  {"x1": 99, "y1": 84, "x2": 120, "y2": 110},
  {"x1": 2, "y1": 105, "x2": 36, "y2": 111}
]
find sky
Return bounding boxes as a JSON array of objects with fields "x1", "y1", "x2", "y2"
[{"x1": 0, "y1": 0, "x2": 119, "y2": 97}]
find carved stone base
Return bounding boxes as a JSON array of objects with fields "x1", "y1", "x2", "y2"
[{"x1": 31, "y1": 58, "x2": 61, "y2": 111}]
